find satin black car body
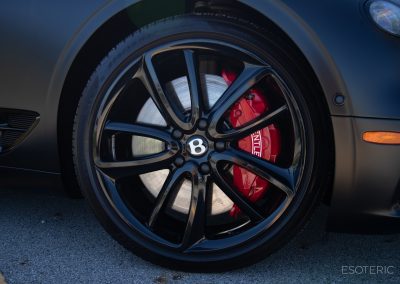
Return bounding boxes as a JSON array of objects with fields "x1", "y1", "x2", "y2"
[{"x1": 1, "y1": 0, "x2": 399, "y2": 249}]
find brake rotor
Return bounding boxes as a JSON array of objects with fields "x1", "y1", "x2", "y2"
[{"x1": 133, "y1": 74, "x2": 234, "y2": 215}]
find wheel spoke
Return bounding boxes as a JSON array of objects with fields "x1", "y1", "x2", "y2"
[
  {"x1": 99, "y1": 171, "x2": 136, "y2": 222},
  {"x1": 95, "y1": 150, "x2": 177, "y2": 180},
  {"x1": 211, "y1": 149, "x2": 295, "y2": 198},
  {"x1": 136, "y1": 53, "x2": 191, "y2": 131},
  {"x1": 148, "y1": 167, "x2": 187, "y2": 229},
  {"x1": 184, "y1": 50, "x2": 204, "y2": 125},
  {"x1": 96, "y1": 121, "x2": 179, "y2": 179},
  {"x1": 98, "y1": 171, "x2": 178, "y2": 247},
  {"x1": 104, "y1": 121, "x2": 174, "y2": 143},
  {"x1": 212, "y1": 105, "x2": 288, "y2": 140},
  {"x1": 209, "y1": 159, "x2": 264, "y2": 221},
  {"x1": 181, "y1": 170, "x2": 207, "y2": 250},
  {"x1": 208, "y1": 64, "x2": 272, "y2": 136}
]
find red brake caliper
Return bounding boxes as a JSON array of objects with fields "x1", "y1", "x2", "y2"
[{"x1": 222, "y1": 70, "x2": 282, "y2": 218}]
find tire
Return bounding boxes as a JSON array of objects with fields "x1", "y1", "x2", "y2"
[{"x1": 73, "y1": 14, "x2": 330, "y2": 271}]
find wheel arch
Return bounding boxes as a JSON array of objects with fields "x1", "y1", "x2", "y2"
[{"x1": 56, "y1": 0, "x2": 186, "y2": 195}]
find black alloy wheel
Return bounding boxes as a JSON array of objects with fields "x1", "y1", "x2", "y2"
[{"x1": 73, "y1": 15, "x2": 328, "y2": 271}]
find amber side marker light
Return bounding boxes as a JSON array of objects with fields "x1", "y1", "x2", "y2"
[{"x1": 363, "y1": 131, "x2": 400, "y2": 145}]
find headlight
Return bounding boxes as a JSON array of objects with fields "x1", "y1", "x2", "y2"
[{"x1": 369, "y1": 0, "x2": 400, "y2": 36}]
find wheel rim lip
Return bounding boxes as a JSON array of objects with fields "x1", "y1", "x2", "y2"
[{"x1": 90, "y1": 38, "x2": 311, "y2": 255}]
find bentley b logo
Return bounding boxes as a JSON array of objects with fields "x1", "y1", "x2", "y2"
[{"x1": 187, "y1": 137, "x2": 208, "y2": 156}]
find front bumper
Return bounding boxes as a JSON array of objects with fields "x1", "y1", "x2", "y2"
[{"x1": 329, "y1": 116, "x2": 400, "y2": 232}]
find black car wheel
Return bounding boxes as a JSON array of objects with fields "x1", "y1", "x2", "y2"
[{"x1": 73, "y1": 14, "x2": 328, "y2": 271}]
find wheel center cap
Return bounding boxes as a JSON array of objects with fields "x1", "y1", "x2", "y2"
[{"x1": 186, "y1": 136, "x2": 208, "y2": 157}]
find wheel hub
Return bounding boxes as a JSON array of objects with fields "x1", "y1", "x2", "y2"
[{"x1": 186, "y1": 135, "x2": 208, "y2": 157}]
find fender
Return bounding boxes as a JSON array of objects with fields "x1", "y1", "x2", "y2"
[{"x1": 49, "y1": 0, "x2": 356, "y2": 124}]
